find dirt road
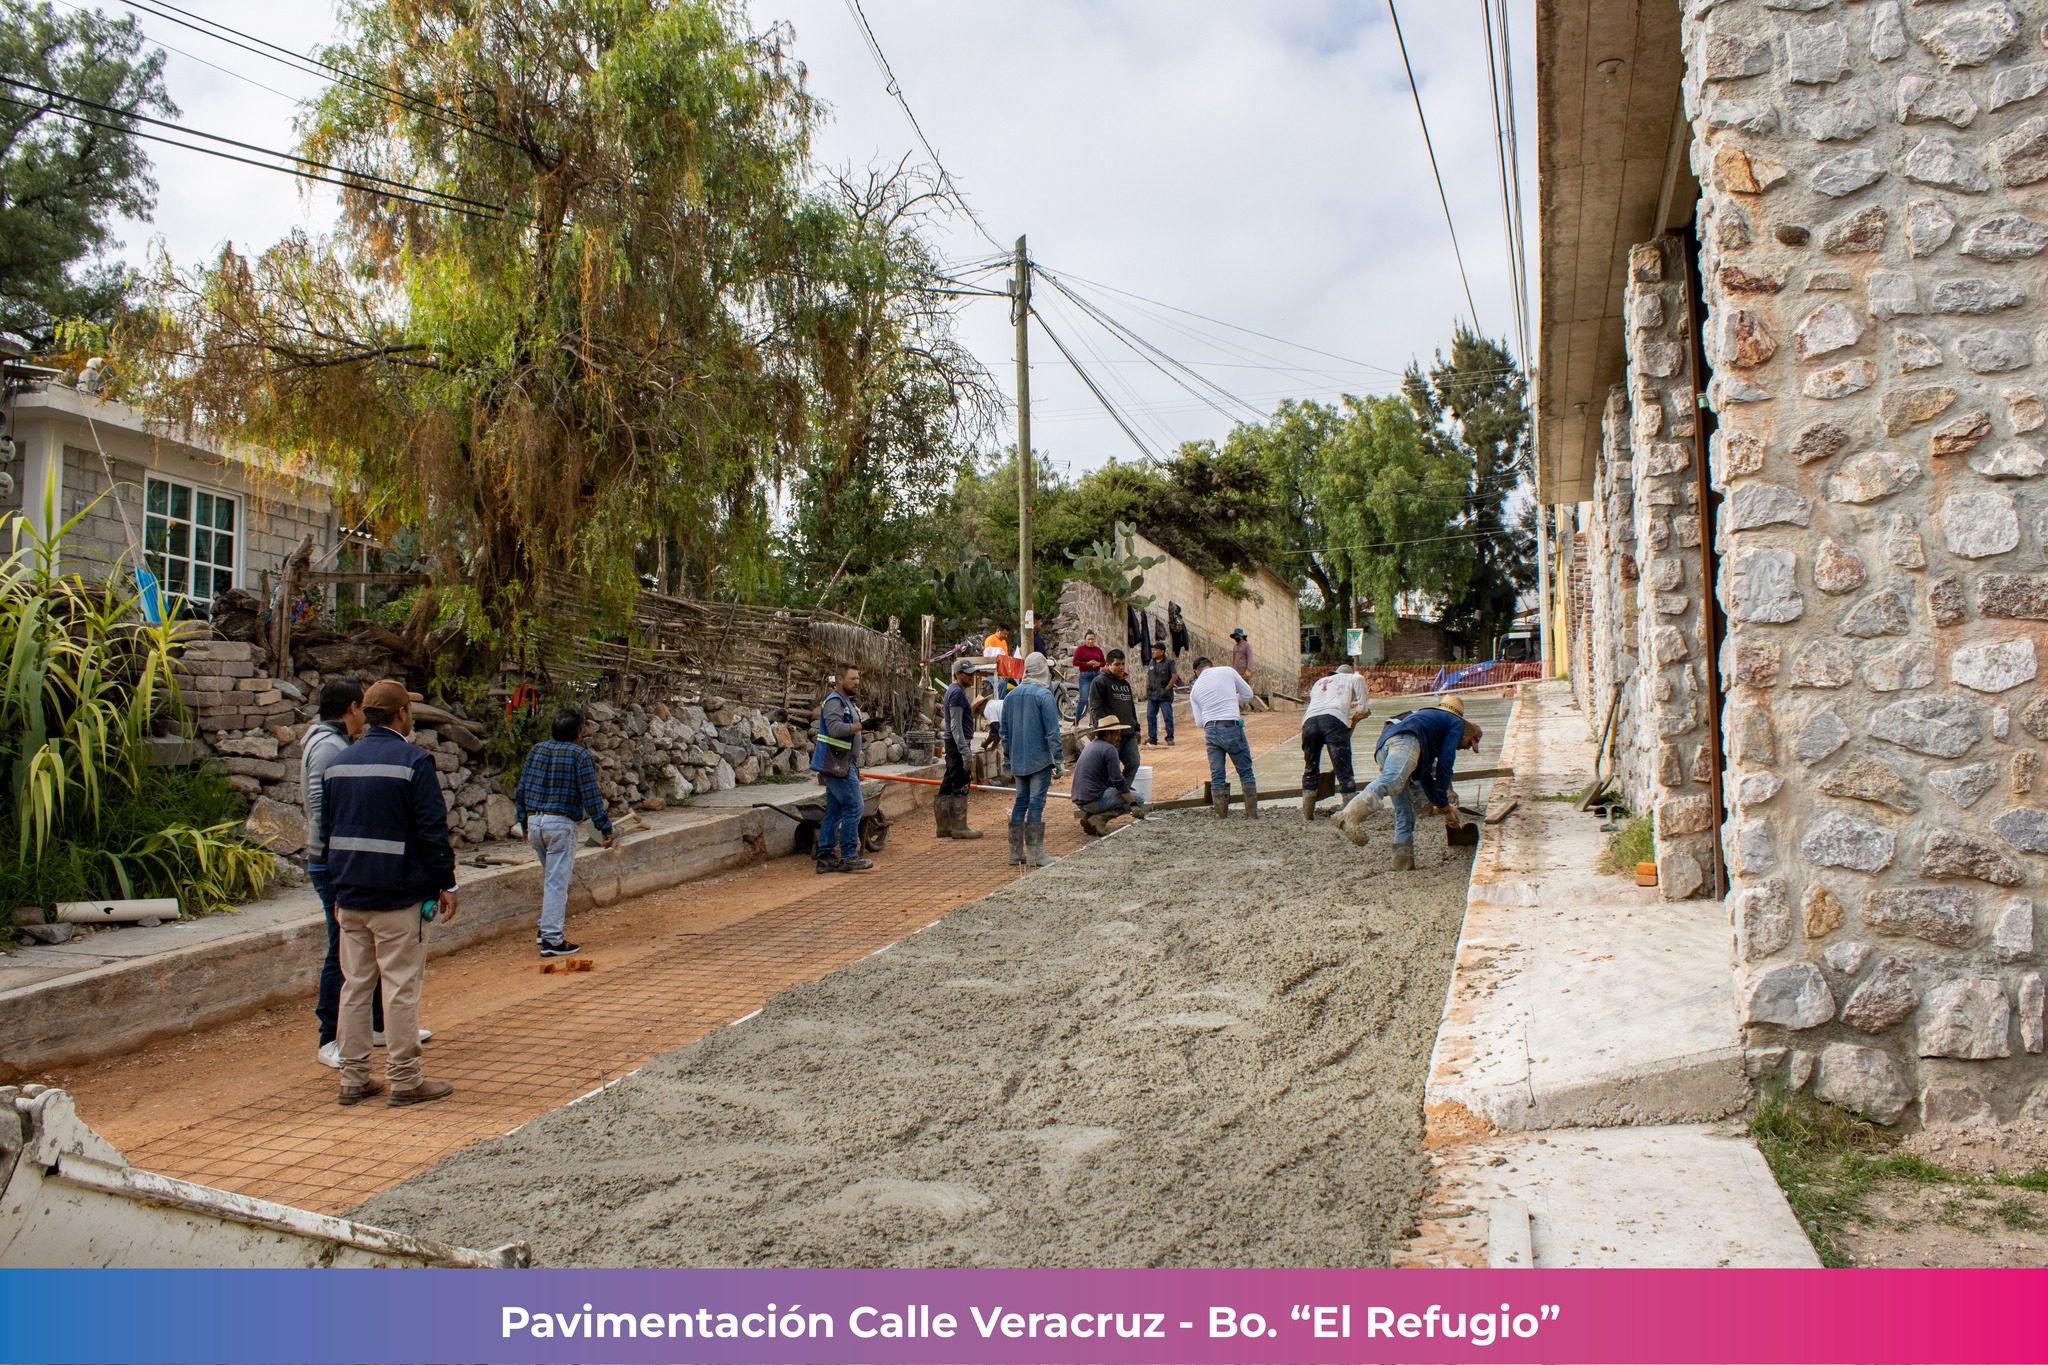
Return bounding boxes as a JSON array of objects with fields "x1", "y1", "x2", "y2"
[{"x1": 356, "y1": 808, "x2": 1474, "y2": 1266}]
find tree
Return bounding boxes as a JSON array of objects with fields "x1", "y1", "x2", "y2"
[
  {"x1": 1403, "y1": 327, "x2": 1534, "y2": 647},
  {"x1": 123, "y1": 0, "x2": 980, "y2": 677},
  {"x1": 1225, "y1": 399, "x2": 1346, "y2": 648},
  {"x1": 0, "y1": 2, "x2": 174, "y2": 346},
  {"x1": 1314, "y1": 393, "x2": 1469, "y2": 638}
]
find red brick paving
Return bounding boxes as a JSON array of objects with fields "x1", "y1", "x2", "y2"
[{"x1": 54, "y1": 712, "x2": 1306, "y2": 1214}]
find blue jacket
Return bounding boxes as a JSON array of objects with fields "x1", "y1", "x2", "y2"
[
  {"x1": 319, "y1": 726, "x2": 458, "y2": 911},
  {"x1": 1376, "y1": 707, "x2": 1466, "y2": 809},
  {"x1": 1001, "y1": 682, "x2": 1063, "y2": 777}
]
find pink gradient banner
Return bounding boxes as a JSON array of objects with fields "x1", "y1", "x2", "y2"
[{"x1": 5, "y1": 1267, "x2": 2047, "y2": 1363}]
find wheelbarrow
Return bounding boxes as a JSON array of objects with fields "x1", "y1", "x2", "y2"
[{"x1": 754, "y1": 779, "x2": 890, "y2": 856}]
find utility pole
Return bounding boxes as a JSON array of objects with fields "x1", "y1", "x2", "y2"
[
  {"x1": 1012, "y1": 234, "x2": 1033, "y2": 656},
  {"x1": 1535, "y1": 500, "x2": 1553, "y2": 675}
]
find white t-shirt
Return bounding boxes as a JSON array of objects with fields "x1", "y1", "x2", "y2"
[
  {"x1": 1187, "y1": 665, "x2": 1253, "y2": 724},
  {"x1": 984, "y1": 696, "x2": 1005, "y2": 727},
  {"x1": 1303, "y1": 670, "x2": 1370, "y2": 726}
]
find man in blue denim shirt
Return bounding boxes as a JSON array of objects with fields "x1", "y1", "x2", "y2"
[
  {"x1": 1001, "y1": 652, "x2": 1064, "y2": 867},
  {"x1": 1334, "y1": 700, "x2": 1482, "y2": 870}
]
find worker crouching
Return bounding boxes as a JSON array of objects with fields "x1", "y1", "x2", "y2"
[
  {"x1": 1332, "y1": 698, "x2": 1482, "y2": 871},
  {"x1": 1071, "y1": 717, "x2": 1146, "y2": 836}
]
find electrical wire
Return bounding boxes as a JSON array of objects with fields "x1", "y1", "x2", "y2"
[
  {"x1": 1385, "y1": 0, "x2": 1482, "y2": 331},
  {"x1": 1480, "y1": 0, "x2": 1527, "y2": 372},
  {"x1": 48, "y1": 0, "x2": 305, "y2": 105},
  {"x1": 1025, "y1": 302, "x2": 1167, "y2": 465},
  {"x1": 841, "y1": 0, "x2": 1006, "y2": 253},
  {"x1": 1036, "y1": 270, "x2": 1267, "y2": 426},
  {"x1": 0, "y1": 94, "x2": 502, "y2": 221}
]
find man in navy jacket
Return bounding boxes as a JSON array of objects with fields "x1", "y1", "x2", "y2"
[
  {"x1": 321, "y1": 678, "x2": 459, "y2": 1108},
  {"x1": 1332, "y1": 701, "x2": 1481, "y2": 870}
]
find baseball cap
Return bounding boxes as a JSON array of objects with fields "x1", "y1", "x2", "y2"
[{"x1": 361, "y1": 679, "x2": 423, "y2": 712}]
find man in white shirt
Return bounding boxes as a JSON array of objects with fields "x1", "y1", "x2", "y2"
[
  {"x1": 1187, "y1": 656, "x2": 1258, "y2": 818},
  {"x1": 1299, "y1": 664, "x2": 1371, "y2": 821}
]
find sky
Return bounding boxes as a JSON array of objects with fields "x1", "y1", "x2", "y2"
[{"x1": 105, "y1": 0, "x2": 1538, "y2": 484}]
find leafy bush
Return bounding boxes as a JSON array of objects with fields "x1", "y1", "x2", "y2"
[{"x1": 1, "y1": 487, "x2": 276, "y2": 927}]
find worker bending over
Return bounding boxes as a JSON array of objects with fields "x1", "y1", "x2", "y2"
[
  {"x1": 1071, "y1": 717, "x2": 1145, "y2": 836},
  {"x1": 1333, "y1": 698, "x2": 1482, "y2": 870}
]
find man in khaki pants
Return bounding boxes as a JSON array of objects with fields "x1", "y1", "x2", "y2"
[{"x1": 319, "y1": 679, "x2": 460, "y2": 1107}]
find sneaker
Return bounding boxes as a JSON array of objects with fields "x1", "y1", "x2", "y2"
[
  {"x1": 837, "y1": 855, "x2": 875, "y2": 872},
  {"x1": 539, "y1": 937, "x2": 581, "y2": 957},
  {"x1": 317, "y1": 1040, "x2": 341, "y2": 1069},
  {"x1": 336, "y1": 1080, "x2": 386, "y2": 1107},
  {"x1": 388, "y1": 1079, "x2": 454, "y2": 1107},
  {"x1": 371, "y1": 1028, "x2": 433, "y2": 1046},
  {"x1": 815, "y1": 856, "x2": 842, "y2": 875}
]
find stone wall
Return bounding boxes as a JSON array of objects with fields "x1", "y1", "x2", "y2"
[
  {"x1": 1626, "y1": 237, "x2": 1719, "y2": 900},
  {"x1": 175, "y1": 640, "x2": 909, "y2": 858},
  {"x1": 1686, "y1": 0, "x2": 2047, "y2": 1123},
  {"x1": 1587, "y1": 386, "x2": 1650, "y2": 811}
]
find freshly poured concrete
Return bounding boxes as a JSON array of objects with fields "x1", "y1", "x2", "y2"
[
  {"x1": 1426, "y1": 688, "x2": 1747, "y2": 1136},
  {"x1": 1408, "y1": 684, "x2": 1813, "y2": 1268}
]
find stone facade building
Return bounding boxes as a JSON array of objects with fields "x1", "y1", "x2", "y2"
[{"x1": 1542, "y1": 0, "x2": 2048, "y2": 1124}]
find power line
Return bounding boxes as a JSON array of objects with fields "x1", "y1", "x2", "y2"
[
  {"x1": 1385, "y1": 0, "x2": 1482, "y2": 331},
  {"x1": 1479, "y1": 0, "x2": 1527, "y2": 370},
  {"x1": 841, "y1": 0, "x2": 1006, "y2": 254},
  {"x1": 48, "y1": 0, "x2": 305, "y2": 105},
  {"x1": 0, "y1": 94, "x2": 502, "y2": 221},
  {"x1": 1036, "y1": 270, "x2": 1268, "y2": 426},
  {"x1": 1026, "y1": 302, "x2": 1166, "y2": 465},
  {"x1": 117, "y1": 0, "x2": 521, "y2": 153},
  {"x1": 2, "y1": 76, "x2": 513, "y2": 218}
]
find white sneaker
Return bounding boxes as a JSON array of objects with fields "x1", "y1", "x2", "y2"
[
  {"x1": 317, "y1": 1040, "x2": 341, "y2": 1069},
  {"x1": 371, "y1": 1028, "x2": 432, "y2": 1046}
]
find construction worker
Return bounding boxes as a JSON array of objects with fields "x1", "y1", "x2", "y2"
[
  {"x1": 1188, "y1": 655, "x2": 1257, "y2": 818},
  {"x1": 1084, "y1": 647, "x2": 1141, "y2": 782},
  {"x1": 1333, "y1": 697, "x2": 1482, "y2": 870},
  {"x1": 1001, "y1": 652, "x2": 1063, "y2": 867},
  {"x1": 935, "y1": 658, "x2": 985, "y2": 840},
  {"x1": 812, "y1": 663, "x2": 879, "y2": 874},
  {"x1": 1071, "y1": 717, "x2": 1145, "y2": 836},
  {"x1": 1299, "y1": 664, "x2": 1371, "y2": 820}
]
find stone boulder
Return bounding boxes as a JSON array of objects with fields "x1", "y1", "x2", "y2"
[{"x1": 243, "y1": 795, "x2": 308, "y2": 857}]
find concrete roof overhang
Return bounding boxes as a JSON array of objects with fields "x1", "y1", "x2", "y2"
[{"x1": 1535, "y1": 0, "x2": 1691, "y2": 505}]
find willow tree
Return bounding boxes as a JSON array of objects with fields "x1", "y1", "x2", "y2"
[{"x1": 123, "y1": 1, "x2": 893, "y2": 668}]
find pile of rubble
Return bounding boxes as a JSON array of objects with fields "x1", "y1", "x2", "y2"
[{"x1": 172, "y1": 640, "x2": 915, "y2": 856}]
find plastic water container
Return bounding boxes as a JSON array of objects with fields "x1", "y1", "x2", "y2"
[{"x1": 1133, "y1": 765, "x2": 1154, "y2": 803}]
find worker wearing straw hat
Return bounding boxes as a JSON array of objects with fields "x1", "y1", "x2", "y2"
[{"x1": 1071, "y1": 716, "x2": 1145, "y2": 836}]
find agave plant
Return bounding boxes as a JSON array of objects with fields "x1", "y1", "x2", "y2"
[{"x1": 2, "y1": 475, "x2": 274, "y2": 920}]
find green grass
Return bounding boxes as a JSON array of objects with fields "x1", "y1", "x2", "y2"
[
  {"x1": 1749, "y1": 1089, "x2": 2048, "y2": 1264},
  {"x1": 1597, "y1": 814, "x2": 1655, "y2": 876}
]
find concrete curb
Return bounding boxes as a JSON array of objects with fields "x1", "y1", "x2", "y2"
[{"x1": 0, "y1": 769, "x2": 941, "y2": 1080}]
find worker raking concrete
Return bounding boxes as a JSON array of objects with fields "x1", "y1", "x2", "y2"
[{"x1": 1332, "y1": 696, "x2": 1482, "y2": 870}]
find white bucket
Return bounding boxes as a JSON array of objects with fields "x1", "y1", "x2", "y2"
[{"x1": 1133, "y1": 765, "x2": 1154, "y2": 803}]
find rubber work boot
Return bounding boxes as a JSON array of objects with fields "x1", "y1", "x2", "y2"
[
  {"x1": 1391, "y1": 845, "x2": 1416, "y2": 872},
  {"x1": 1211, "y1": 786, "x2": 1230, "y2": 819},
  {"x1": 1079, "y1": 810, "x2": 1109, "y2": 837},
  {"x1": 946, "y1": 793, "x2": 984, "y2": 840},
  {"x1": 1240, "y1": 781, "x2": 1260, "y2": 820},
  {"x1": 934, "y1": 796, "x2": 955, "y2": 838},
  {"x1": 1023, "y1": 820, "x2": 1053, "y2": 866},
  {"x1": 1300, "y1": 789, "x2": 1318, "y2": 822},
  {"x1": 1008, "y1": 822, "x2": 1026, "y2": 866}
]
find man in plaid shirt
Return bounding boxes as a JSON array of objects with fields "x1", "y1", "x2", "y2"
[{"x1": 514, "y1": 708, "x2": 614, "y2": 957}]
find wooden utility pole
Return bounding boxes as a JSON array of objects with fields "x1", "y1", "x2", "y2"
[{"x1": 1012, "y1": 235, "x2": 1033, "y2": 655}]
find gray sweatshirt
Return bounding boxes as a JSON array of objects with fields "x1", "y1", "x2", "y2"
[{"x1": 299, "y1": 720, "x2": 351, "y2": 864}]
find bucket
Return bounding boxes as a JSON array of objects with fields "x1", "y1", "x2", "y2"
[{"x1": 1133, "y1": 765, "x2": 1154, "y2": 803}]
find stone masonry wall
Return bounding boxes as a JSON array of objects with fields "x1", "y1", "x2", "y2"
[
  {"x1": 1626, "y1": 237, "x2": 1719, "y2": 900},
  {"x1": 1687, "y1": 0, "x2": 2047, "y2": 1123},
  {"x1": 1589, "y1": 385, "x2": 1652, "y2": 814}
]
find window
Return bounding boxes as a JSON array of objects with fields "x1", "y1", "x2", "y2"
[{"x1": 144, "y1": 476, "x2": 237, "y2": 604}]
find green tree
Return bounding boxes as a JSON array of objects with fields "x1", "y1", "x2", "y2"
[
  {"x1": 1403, "y1": 327, "x2": 1534, "y2": 646},
  {"x1": 124, "y1": 0, "x2": 984, "y2": 676},
  {"x1": 1225, "y1": 399, "x2": 1345, "y2": 647},
  {"x1": 1315, "y1": 393, "x2": 1469, "y2": 638},
  {"x1": 0, "y1": 2, "x2": 174, "y2": 346}
]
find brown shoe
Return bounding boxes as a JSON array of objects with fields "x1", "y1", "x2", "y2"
[
  {"x1": 337, "y1": 1080, "x2": 386, "y2": 1107},
  {"x1": 388, "y1": 1079, "x2": 454, "y2": 1107}
]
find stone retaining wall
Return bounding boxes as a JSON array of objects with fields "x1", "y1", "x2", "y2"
[{"x1": 1685, "y1": 0, "x2": 2047, "y2": 1123}]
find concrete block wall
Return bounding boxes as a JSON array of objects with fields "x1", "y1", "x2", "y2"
[
  {"x1": 1626, "y1": 237, "x2": 1719, "y2": 901},
  {"x1": 1686, "y1": 0, "x2": 2048, "y2": 1123}
]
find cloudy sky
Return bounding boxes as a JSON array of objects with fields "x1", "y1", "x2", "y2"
[{"x1": 110, "y1": 0, "x2": 1536, "y2": 481}]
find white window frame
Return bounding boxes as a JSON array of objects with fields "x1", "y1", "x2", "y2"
[{"x1": 143, "y1": 474, "x2": 240, "y2": 607}]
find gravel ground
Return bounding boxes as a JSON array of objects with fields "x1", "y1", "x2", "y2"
[{"x1": 354, "y1": 806, "x2": 1473, "y2": 1266}]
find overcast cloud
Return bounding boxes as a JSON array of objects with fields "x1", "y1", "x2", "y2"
[{"x1": 111, "y1": 0, "x2": 1536, "y2": 480}]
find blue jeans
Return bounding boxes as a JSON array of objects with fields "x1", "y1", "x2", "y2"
[
  {"x1": 1368, "y1": 734, "x2": 1423, "y2": 846},
  {"x1": 527, "y1": 814, "x2": 578, "y2": 940},
  {"x1": 1147, "y1": 695, "x2": 1175, "y2": 743},
  {"x1": 1011, "y1": 767, "x2": 1052, "y2": 824},
  {"x1": 312, "y1": 865, "x2": 380, "y2": 1045},
  {"x1": 820, "y1": 772, "x2": 864, "y2": 859},
  {"x1": 1074, "y1": 671, "x2": 1096, "y2": 722},
  {"x1": 1204, "y1": 720, "x2": 1255, "y2": 794},
  {"x1": 1079, "y1": 788, "x2": 1134, "y2": 816}
]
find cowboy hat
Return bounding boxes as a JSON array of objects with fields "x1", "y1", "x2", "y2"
[{"x1": 1080, "y1": 716, "x2": 1131, "y2": 735}]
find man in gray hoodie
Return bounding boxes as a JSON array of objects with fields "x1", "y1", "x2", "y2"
[{"x1": 302, "y1": 678, "x2": 389, "y2": 1068}]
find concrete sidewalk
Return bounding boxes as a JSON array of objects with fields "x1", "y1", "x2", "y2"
[{"x1": 1403, "y1": 682, "x2": 1817, "y2": 1268}]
